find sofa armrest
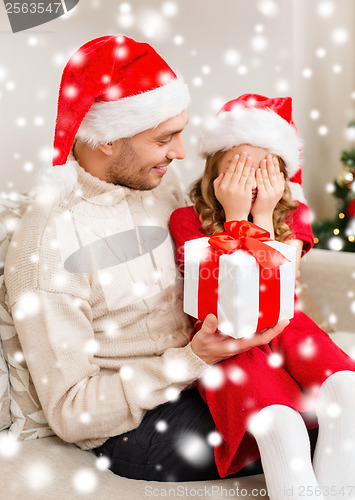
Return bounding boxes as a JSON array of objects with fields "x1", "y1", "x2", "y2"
[{"x1": 300, "y1": 249, "x2": 355, "y2": 333}]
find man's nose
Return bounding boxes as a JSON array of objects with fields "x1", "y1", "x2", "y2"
[{"x1": 167, "y1": 134, "x2": 185, "y2": 160}]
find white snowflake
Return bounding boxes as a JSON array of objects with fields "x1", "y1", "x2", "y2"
[
  {"x1": 120, "y1": 365, "x2": 134, "y2": 380},
  {"x1": 79, "y1": 413, "x2": 91, "y2": 424},
  {"x1": 257, "y1": 0, "x2": 279, "y2": 18},
  {"x1": 331, "y1": 27, "x2": 349, "y2": 45},
  {"x1": 0, "y1": 432, "x2": 21, "y2": 458},
  {"x1": 72, "y1": 469, "x2": 98, "y2": 493},
  {"x1": 251, "y1": 35, "x2": 268, "y2": 52},
  {"x1": 161, "y1": 1, "x2": 178, "y2": 18},
  {"x1": 223, "y1": 49, "x2": 241, "y2": 67},
  {"x1": 318, "y1": 125, "x2": 329, "y2": 136},
  {"x1": 309, "y1": 109, "x2": 320, "y2": 120},
  {"x1": 248, "y1": 408, "x2": 275, "y2": 437},
  {"x1": 13, "y1": 292, "x2": 41, "y2": 320},
  {"x1": 200, "y1": 365, "x2": 225, "y2": 389},
  {"x1": 95, "y1": 455, "x2": 111, "y2": 470},
  {"x1": 207, "y1": 431, "x2": 223, "y2": 446},
  {"x1": 268, "y1": 352, "x2": 283, "y2": 367},
  {"x1": 316, "y1": 47, "x2": 327, "y2": 58},
  {"x1": 25, "y1": 461, "x2": 53, "y2": 490},
  {"x1": 177, "y1": 433, "x2": 212, "y2": 467},
  {"x1": 155, "y1": 420, "x2": 168, "y2": 432},
  {"x1": 173, "y1": 35, "x2": 184, "y2": 46},
  {"x1": 317, "y1": 0, "x2": 336, "y2": 18}
]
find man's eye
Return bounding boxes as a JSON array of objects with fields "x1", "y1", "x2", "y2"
[{"x1": 159, "y1": 137, "x2": 171, "y2": 145}]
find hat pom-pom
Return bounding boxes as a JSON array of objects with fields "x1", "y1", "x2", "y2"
[{"x1": 34, "y1": 162, "x2": 78, "y2": 203}]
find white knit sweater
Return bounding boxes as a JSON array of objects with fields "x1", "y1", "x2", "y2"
[{"x1": 4, "y1": 163, "x2": 209, "y2": 450}]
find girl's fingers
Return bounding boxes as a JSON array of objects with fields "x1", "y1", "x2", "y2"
[
  {"x1": 213, "y1": 172, "x2": 224, "y2": 190},
  {"x1": 224, "y1": 154, "x2": 239, "y2": 177},
  {"x1": 245, "y1": 167, "x2": 255, "y2": 190},
  {"x1": 256, "y1": 159, "x2": 268, "y2": 188},
  {"x1": 239, "y1": 155, "x2": 253, "y2": 186},
  {"x1": 264, "y1": 155, "x2": 275, "y2": 185}
]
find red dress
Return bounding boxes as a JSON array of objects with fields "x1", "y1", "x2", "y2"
[{"x1": 169, "y1": 203, "x2": 355, "y2": 477}]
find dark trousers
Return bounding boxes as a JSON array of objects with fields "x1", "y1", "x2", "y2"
[{"x1": 94, "y1": 388, "x2": 319, "y2": 482}]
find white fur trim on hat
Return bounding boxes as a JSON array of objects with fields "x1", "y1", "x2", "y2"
[
  {"x1": 288, "y1": 181, "x2": 306, "y2": 204},
  {"x1": 200, "y1": 107, "x2": 303, "y2": 180},
  {"x1": 76, "y1": 77, "x2": 190, "y2": 147}
]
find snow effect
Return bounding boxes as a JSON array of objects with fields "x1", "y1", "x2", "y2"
[
  {"x1": 298, "y1": 338, "x2": 316, "y2": 358},
  {"x1": 72, "y1": 468, "x2": 98, "y2": 493},
  {"x1": 268, "y1": 352, "x2": 283, "y2": 367},
  {"x1": 1, "y1": 3, "x2": 354, "y2": 492},
  {"x1": 177, "y1": 432, "x2": 212, "y2": 467},
  {"x1": 316, "y1": 47, "x2": 327, "y2": 58},
  {"x1": 24, "y1": 462, "x2": 53, "y2": 490},
  {"x1": 207, "y1": 431, "x2": 223, "y2": 447},
  {"x1": 223, "y1": 49, "x2": 241, "y2": 67},
  {"x1": 317, "y1": 1, "x2": 336, "y2": 18},
  {"x1": 13, "y1": 292, "x2": 41, "y2": 321},
  {"x1": 331, "y1": 27, "x2": 349, "y2": 45},
  {"x1": 164, "y1": 358, "x2": 188, "y2": 382},
  {"x1": 200, "y1": 365, "x2": 225, "y2": 389},
  {"x1": 318, "y1": 125, "x2": 329, "y2": 136},
  {"x1": 95, "y1": 455, "x2": 111, "y2": 471},
  {"x1": 120, "y1": 365, "x2": 134, "y2": 380},
  {"x1": 310, "y1": 109, "x2": 320, "y2": 120},
  {"x1": 248, "y1": 407, "x2": 274, "y2": 437},
  {"x1": 257, "y1": 0, "x2": 279, "y2": 18},
  {"x1": 0, "y1": 432, "x2": 21, "y2": 458},
  {"x1": 79, "y1": 412, "x2": 91, "y2": 424},
  {"x1": 161, "y1": 1, "x2": 178, "y2": 18},
  {"x1": 155, "y1": 420, "x2": 168, "y2": 432}
]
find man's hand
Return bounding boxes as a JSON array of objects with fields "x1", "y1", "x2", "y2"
[{"x1": 191, "y1": 314, "x2": 289, "y2": 365}]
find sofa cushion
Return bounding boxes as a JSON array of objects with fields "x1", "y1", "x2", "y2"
[
  {"x1": 296, "y1": 276, "x2": 335, "y2": 334},
  {"x1": 0, "y1": 338, "x2": 11, "y2": 431},
  {"x1": 0, "y1": 195, "x2": 54, "y2": 440},
  {"x1": 0, "y1": 433, "x2": 267, "y2": 500}
]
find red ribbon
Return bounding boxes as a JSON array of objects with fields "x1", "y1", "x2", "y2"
[
  {"x1": 197, "y1": 220, "x2": 287, "y2": 334},
  {"x1": 208, "y1": 220, "x2": 289, "y2": 269}
]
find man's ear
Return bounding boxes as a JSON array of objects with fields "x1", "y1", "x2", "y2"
[{"x1": 97, "y1": 142, "x2": 114, "y2": 156}]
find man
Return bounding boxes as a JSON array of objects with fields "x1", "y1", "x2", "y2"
[{"x1": 4, "y1": 35, "x2": 286, "y2": 481}]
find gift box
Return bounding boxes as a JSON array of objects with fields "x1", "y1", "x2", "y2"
[{"x1": 183, "y1": 220, "x2": 296, "y2": 339}]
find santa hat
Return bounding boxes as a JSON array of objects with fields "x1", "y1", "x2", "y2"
[
  {"x1": 200, "y1": 94, "x2": 305, "y2": 202},
  {"x1": 44, "y1": 35, "x2": 189, "y2": 198}
]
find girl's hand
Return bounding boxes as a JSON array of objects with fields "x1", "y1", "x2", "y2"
[
  {"x1": 251, "y1": 155, "x2": 285, "y2": 219},
  {"x1": 213, "y1": 152, "x2": 255, "y2": 222}
]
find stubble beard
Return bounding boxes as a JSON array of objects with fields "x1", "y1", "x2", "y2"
[{"x1": 106, "y1": 140, "x2": 161, "y2": 191}]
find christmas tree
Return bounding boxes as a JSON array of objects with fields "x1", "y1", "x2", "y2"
[{"x1": 312, "y1": 122, "x2": 355, "y2": 252}]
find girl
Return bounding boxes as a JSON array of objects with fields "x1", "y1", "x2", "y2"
[{"x1": 170, "y1": 94, "x2": 355, "y2": 499}]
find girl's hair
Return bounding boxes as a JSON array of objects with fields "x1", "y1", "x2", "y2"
[{"x1": 190, "y1": 149, "x2": 298, "y2": 242}]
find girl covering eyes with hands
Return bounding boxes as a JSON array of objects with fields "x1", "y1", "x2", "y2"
[{"x1": 170, "y1": 94, "x2": 355, "y2": 499}]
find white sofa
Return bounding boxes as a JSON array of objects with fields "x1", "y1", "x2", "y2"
[{"x1": 0, "y1": 193, "x2": 354, "y2": 500}]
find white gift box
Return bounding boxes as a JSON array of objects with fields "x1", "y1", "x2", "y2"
[{"x1": 184, "y1": 237, "x2": 296, "y2": 339}]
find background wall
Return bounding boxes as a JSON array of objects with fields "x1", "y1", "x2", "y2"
[{"x1": 0, "y1": 0, "x2": 354, "y2": 221}]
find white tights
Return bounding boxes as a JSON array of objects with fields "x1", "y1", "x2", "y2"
[{"x1": 248, "y1": 371, "x2": 355, "y2": 500}]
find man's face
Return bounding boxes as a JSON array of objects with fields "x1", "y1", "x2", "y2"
[{"x1": 104, "y1": 110, "x2": 188, "y2": 190}]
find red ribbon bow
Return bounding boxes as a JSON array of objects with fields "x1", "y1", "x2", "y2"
[{"x1": 208, "y1": 220, "x2": 289, "y2": 269}]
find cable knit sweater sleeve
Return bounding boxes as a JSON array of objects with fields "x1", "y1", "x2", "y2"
[
  {"x1": 10, "y1": 290, "x2": 205, "y2": 448},
  {"x1": 4, "y1": 166, "x2": 209, "y2": 449}
]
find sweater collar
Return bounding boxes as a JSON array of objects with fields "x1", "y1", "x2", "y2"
[{"x1": 70, "y1": 154, "x2": 135, "y2": 206}]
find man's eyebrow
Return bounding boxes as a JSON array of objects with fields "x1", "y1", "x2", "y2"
[{"x1": 156, "y1": 120, "x2": 189, "y2": 138}]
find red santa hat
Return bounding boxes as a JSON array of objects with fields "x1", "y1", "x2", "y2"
[
  {"x1": 42, "y1": 35, "x2": 189, "y2": 198},
  {"x1": 200, "y1": 94, "x2": 305, "y2": 202}
]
